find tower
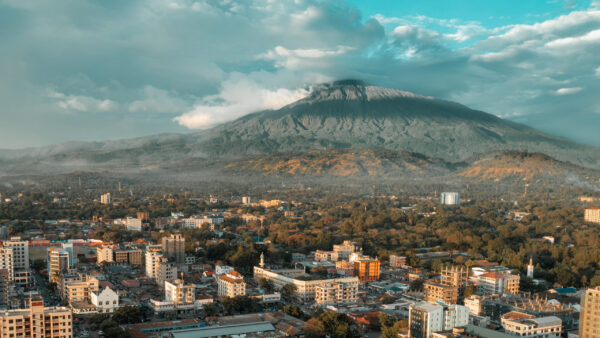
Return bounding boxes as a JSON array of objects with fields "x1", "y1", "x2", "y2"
[
  {"x1": 260, "y1": 252, "x2": 264, "y2": 268},
  {"x1": 527, "y1": 257, "x2": 534, "y2": 279}
]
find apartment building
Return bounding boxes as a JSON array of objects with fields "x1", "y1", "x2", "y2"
[
  {"x1": 501, "y1": 311, "x2": 562, "y2": 337},
  {"x1": 162, "y1": 234, "x2": 185, "y2": 264},
  {"x1": 353, "y1": 256, "x2": 380, "y2": 282},
  {"x1": 314, "y1": 281, "x2": 358, "y2": 305},
  {"x1": 218, "y1": 271, "x2": 246, "y2": 298},
  {"x1": 580, "y1": 286, "x2": 600, "y2": 337},
  {"x1": 424, "y1": 281, "x2": 459, "y2": 305},
  {"x1": 389, "y1": 255, "x2": 407, "y2": 267},
  {"x1": 0, "y1": 248, "x2": 14, "y2": 281},
  {"x1": 0, "y1": 297, "x2": 72, "y2": 338},
  {"x1": 470, "y1": 271, "x2": 520, "y2": 296},
  {"x1": 4, "y1": 236, "x2": 29, "y2": 270}
]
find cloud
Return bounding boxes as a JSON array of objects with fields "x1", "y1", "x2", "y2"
[
  {"x1": 174, "y1": 77, "x2": 310, "y2": 128},
  {"x1": 555, "y1": 87, "x2": 583, "y2": 95},
  {"x1": 0, "y1": 0, "x2": 600, "y2": 148}
]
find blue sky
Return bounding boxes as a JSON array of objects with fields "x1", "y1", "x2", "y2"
[{"x1": 0, "y1": 0, "x2": 599, "y2": 148}]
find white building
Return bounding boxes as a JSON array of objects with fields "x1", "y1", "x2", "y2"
[
  {"x1": 0, "y1": 247, "x2": 14, "y2": 281},
  {"x1": 470, "y1": 271, "x2": 520, "y2": 296},
  {"x1": 315, "y1": 281, "x2": 358, "y2": 305},
  {"x1": 90, "y1": 287, "x2": 119, "y2": 313},
  {"x1": 464, "y1": 295, "x2": 482, "y2": 316},
  {"x1": 4, "y1": 236, "x2": 29, "y2": 270},
  {"x1": 440, "y1": 192, "x2": 460, "y2": 205},
  {"x1": 409, "y1": 302, "x2": 469, "y2": 338},
  {"x1": 501, "y1": 311, "x2": 562, "y2": 337},
  {"x1": 145, "y1": 250, "x2": 162, "y2": 279},
  {"x1": 126, "y1": 217, "x2": 142, "y2": 232},
  {"x1": 218, "y1": 271, "x2": 246, "y2": 297},
  {"x1": 100, "y1": 192, "x2": 111, "y2": 205},
  {"x1": 242, "y1": 196, "x2": 251, "y2": 205},
  {"x1": 215, "y1": 265, "x2": 235, "y2": 276},
  {"x1": 584, "y1": 208, "x2": 600, "y2": 224},
  {"x1": 182, "y1": 216, "x2": 224, "y2": 229},
  {"x1": 527, "y1": 258, "x2": 534, "y2": 279}
]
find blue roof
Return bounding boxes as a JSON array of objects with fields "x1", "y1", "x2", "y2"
[{"x1": 551, "y1": 287, "x2": 576, "y2": 294}]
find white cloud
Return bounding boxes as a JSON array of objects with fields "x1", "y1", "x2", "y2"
[
  {"x1": 596, "y1": 66, "x2": 600, "y2": 77},
  {"x1": 545, "y1": 29, "x2": 600, "y2": 48},
  {"x1": 555, "y1": 87, "x2": 583, "y2": 95},
  {"x1": 50, "y1": 91, "x2": 117, "y2": 113},
  {"x1": 174, "y1": 77, "x2": 309, "y2": 128},
  {"x1": 261, "y1": 45, "x2": 355, "y2": 69}
]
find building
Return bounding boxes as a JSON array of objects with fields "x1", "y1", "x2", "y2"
[
  {"x1": 215, "y1": 265, "x2": 235, "y2": 276},
  {"x1": 390, "y1": 255, "x2": 407, "y2": 267},
  {"x1": 165, "y1": 279, "x2": 195, "y2": 305},
  {"x1": 100, "y1": 192, "x2": 111, "y2": 205},
  {"x1": 440, "y1": 192, "x2": 460, "y2": 205},
  {"x1": 0, "y1": 270, "x2": 13, "y2": 308},
  {"x1": 0, "y1": 248, "x2": 14, "y2": 281},
  {"x1": 409, "y1": 302, "x2": 469, "y2": 338},
  {"x1": 162, "y1": 234, "x2": 185, "y2": 264},
  {"x1": 464, "y1": 295, "x2": 482, "y2": 316},
  {"x1": 182, "y1": 216, "x2": 224, "y2": 229},
  {"x1": 126, "y1": 217, "x2": 142, "y2": 231},
  {"x1": 4, "y1": 236, "x2": 29, "y2": 270},
  {"x1": 155, "y1": 257, "x2": 177, "y2": 286},
  {"x1": 64, "y1": 275, "x2": 99, "y2": 304},
  {"x1": 424, "y1": 281, "x2": 459, "y2": 305},
  {"x1": 527, "y1": 258, "x2": 534, "y2": 279},
  {"x1": 482, "y1": 293, "x2": 574, "y2": 329},
  {"x1": 584, "y1": 208, "x2": 600, "y2": 223},
  {"x1": 97, "y1": 246, "x2": 114, "y2": 265},
  {"x1": 333, "y1": 241, "x2": 362, "y2": 260},
  {"x1": 145, "y1": 248, "x2": 162, "y2": 279},
  {"x1": 0, "y1": 297, "x2": 72, "y2": 338},
  {"x1": 253, "y1": 266, "x2": 359, "y2": 304},
  {"x1": 470, "y1": 271, "x2": 520, "y2": 296},
  {"x1": 47, "y1": 247, "x2": 71, "y2": 283},
  {"x1": 91, "y1": 287, "x2": 119, "y2": 313},
  {"x1": 314, "y1": 281, "x2": 358, "y2": 305},
  {"x1": 353, "y1": 256, "x2": 380, "y2": 282},
  {"x1": 218, "y1": 270, "x2": 246, "y2": 298},
  {"x1": 580, "y1": 286, "x2": 600, "y2": 337},
  {"x1": 314, "y1": 250, "x2": 339, "y2": 262},
  {"x1": 242, "y1": 196, "x2": 251, "y2": 205},
  {"x1": 501, "y1": 311, "x2": 562, "y2": 337},
  {"x1": 136, "y1": 211, "x2": 150, "y2": 220},
  {"x1": 114, "y1": 248, "x2": 143, "y2": 265}
]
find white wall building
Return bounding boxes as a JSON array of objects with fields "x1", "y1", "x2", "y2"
[
  {"x1": 100, "y1": 192, "x2": 111, "y2": 205},
  {"x1": 440, "y1": 192, "x2": 460, "y2": 205},
  {"x1": 501, "y1": 311, "x2": 562, "y2": 337},
  {"x1": 4, "y1": 236, "x2": 29, "y2": 270},
  {"x1": 126, "y1": 217, "x2": 142, "y2": 231},
  {"x1": 91, "y1": 287, "x2": 119, "y2": 313}
]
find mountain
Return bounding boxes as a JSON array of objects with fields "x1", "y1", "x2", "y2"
[{"x1": 1, "y1": 80, "x2": 600, "y2": 176}]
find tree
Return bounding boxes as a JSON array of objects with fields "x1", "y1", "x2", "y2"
[
  {"x1": 258, "y1": 278, "x2": 274, "y2": 293},
  {"x1": 409, "y1": 279, "x2": 424, "y2": 292},
  {"x1": 202, "y1": 303, "x2": 218, "y2": 317},
  {"x1": 281, "y1": 283, "x2": 298, "y2": 302},
  {"x1": 112, "y1": 305, "x2": 144, "y2": 324},
  {"x1": 305, "y1": 318, "x2": 326, "y2": 338}
]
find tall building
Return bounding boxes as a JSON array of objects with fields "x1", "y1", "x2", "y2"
[
  {"x1": 155, "y1": 257, "x2": 177, "y2": 286},
  {"x1": 0, "y1": 297, "x2": 72, "y2": 338},
  {"x1": 97, "y1": 246, "x2": 114, "y2": 265},
  {"x1": 580, "y1": 286, "x2": 600, "y2": 337},
  {"x1": 47, "y1": 247, "x2": 70, "y2": 283},
  {"x1": 584, "y1": 208, "x2": 600, "y2": 223},
  {"x1": 353, "y1": 256, "x2": 380, "y2": 282},
  {"x1": 162, "y1": 234, "x2": 185, "y2": 264},
  {"x1": 242, "y1": 196, "x2": 251, "y2": 205},
  {"x1": 4, "y1": 236, "x2": 29, "y2": 270},
  {"x1": 501, "y1": 311, "x2": 562, "y2": 337},
  {"x1": 218, "y1": 270, "x2": 246, "y2": 298},
  {"x1": 0, "y1": 247, "x2": 14, "y2": 281},
  {"x1": 440, "y1": 192, "x2": 460, "y2": 205},
  {"x1": 100, "y1": 192, "x2": 111, "y2": 205},
  {"x1": 136, "y1": 211, "x2": 150, "y2": 221},
  {"x1": 333, "y1": 241, "x2": 362, "y2": 260},
  {"x1": 527, "y1": 258, "x2": 534, "y2": 279},
  {"x1": 409, "y1": 302, "x2": 468, "y2": 338},
  {"x1": 145, "y1": 250, "x2": 162, "y2": 279}
]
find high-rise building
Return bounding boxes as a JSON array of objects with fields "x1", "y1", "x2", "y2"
[
  {"x1": 145, "y1": 249, "x2": 162, "y2": 279},
  {"x1": 440, "y1": 192, "x2": 460, "y2": 205},
  {"x1": 409, "y1": 302, "x2": 468, "y2": 338},
  {"x1": 97, "y1": 246, "x2": 114, "y2": 265},
  {"x1": 353, "y1": 256, "x2": 380, "y2": 282},
  {"x1": 100, "y1": 192, "x2": 111, "y2": 205},
  {"x1": 0, "y1": 247, "x2": 14, "y2": 281},
  {"x1": 464, "y1": 295, "x2": 482, "y2": 315},
  {"x1": 218, "y1": 270, "x2": 246, "y2": 297},
  {"x1": 4, "y1": 236, "x2": 29, "y2": 270},
  {"x1": 0, "y1": 297, "x2": 72, "y2": 338},
  {"x1": 162, "y1": 234, "x2": 185, "y2": 264},
  {"x1": 580, "y1": 286, "x2": 600, "y2": 337},
  {"x1": 0, "y1": 269, "x2": 13, "y2": 308},
  {"x1": 242, "y1": 196, "x2": 251, "y2": 205},
  {"x1": 47, "y1": 247, "x2": 71, "y2": 283},
  {"x1": 584, "y1": 208, "x2": 600, "y2": 223},
  {"x1": 155, "y1": 257, "x2": 177, "y2": 286},
  {"x1": 136, "y1": 211, "x2": 150, "y2": 221},
  {"x1": 527, "y1": 258, "x2": 534, "y2": 279}
]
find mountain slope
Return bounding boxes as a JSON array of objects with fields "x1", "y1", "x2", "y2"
[{"x1": 1, "y1": 80, "x2": 600, "y2": 175}]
